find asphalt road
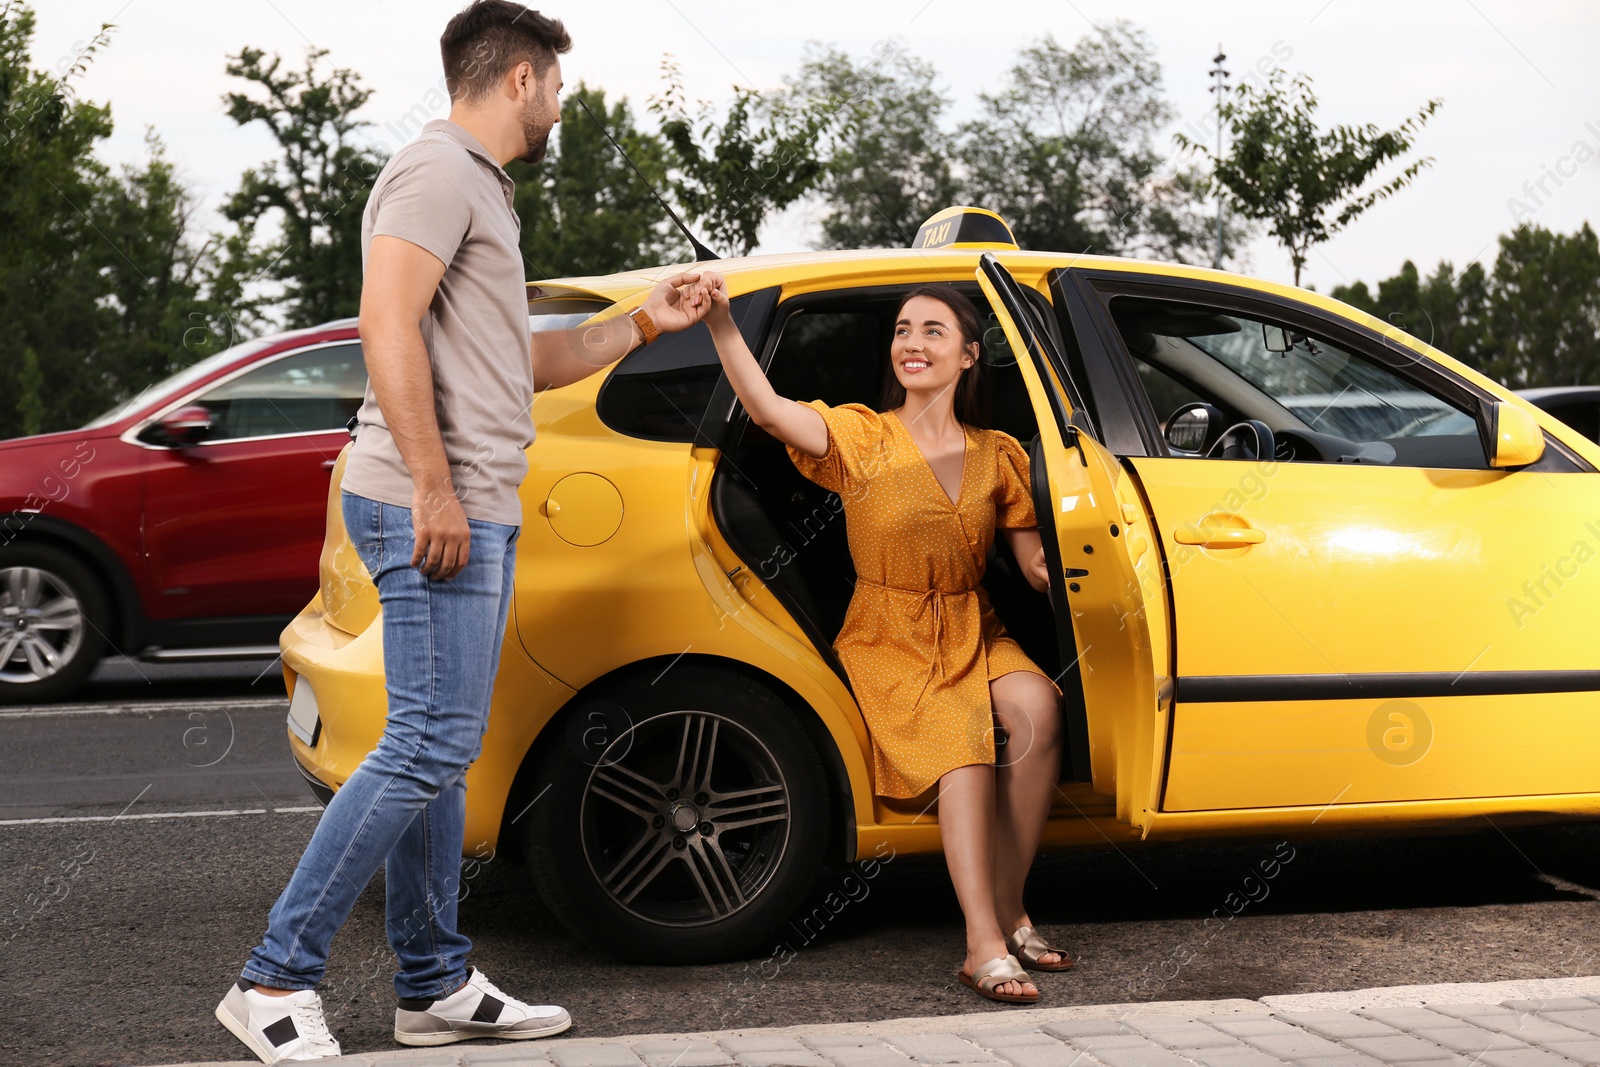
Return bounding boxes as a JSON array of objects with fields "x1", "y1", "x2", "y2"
[{"x1": 4, "y1": 662, "x2": 1600, "y2": 1066}]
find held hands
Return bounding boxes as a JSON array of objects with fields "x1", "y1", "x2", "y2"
[
  {"x1": 545, "y1": 271, "x2": 720, "y2": 392},
  {"x1": 640, "y1": 271, "x2": 717, "y2": 334},
  {"x1": 699, "y1": 270, "x2": 732, "y2": 326}
]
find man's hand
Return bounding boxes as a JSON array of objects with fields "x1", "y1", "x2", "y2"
[
  {"x1": 639, "y1": 270, "x2": 712, "y2": 333},
  {"x1": 411, "y1": 483, "x2": 471, "y2": 581}
]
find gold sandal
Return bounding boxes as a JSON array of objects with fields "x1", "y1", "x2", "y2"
[
  {"x1": 1006, "y1": 926, "x2": 1074, "y2": 972},
  {"x1": 958, "y1": 953, "x2": 1039, "y2": 1004}
]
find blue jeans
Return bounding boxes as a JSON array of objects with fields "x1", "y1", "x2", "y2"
[{"x1": 243, "y1": 491, "x2": 518, "y2": 1000}]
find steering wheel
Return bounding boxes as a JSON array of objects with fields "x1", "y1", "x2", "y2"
[{"x1": 1206, "y1": 419, "x2": 1276, "y2": 461}]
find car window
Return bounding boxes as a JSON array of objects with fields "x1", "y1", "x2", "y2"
[
  {"x1": 1107, "y1": 296, "x2": 1489, "y2": 469},
  {"x1": 1131, "y1": 354, "x2": 1208, "y2": 429},
  {"x1": 83, "y1": 340, "x2": 278, "y2": 428},
  {"x1": 765, "y1": 310, "x2": 885, "y2": 409},
  {"x1": 597, "y1": 292, "x2": 767, "y2": 442},
  {"x1": 191, "y1": 343, "x2": 367, "y2": 441}
]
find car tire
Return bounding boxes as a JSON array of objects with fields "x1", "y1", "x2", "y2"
[
  {"x1": 0, "y1": 543, "x2": 109, "y2": 704},
  {"x1": 525, "y1": 664, "x2": 830, "y2": 963}
]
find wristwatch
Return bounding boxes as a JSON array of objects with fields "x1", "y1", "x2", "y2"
[{"x1": 627, "y1": 305, "x2": 660, "y2": 347}]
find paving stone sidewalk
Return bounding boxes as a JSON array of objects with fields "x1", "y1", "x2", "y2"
[{"x1": 161, "y1": 977, "x2": 1600, "y2": 1067}]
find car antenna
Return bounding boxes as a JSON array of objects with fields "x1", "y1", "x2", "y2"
[{"x1": 574, "y1": 95, "x2": 722, "y2": 263}]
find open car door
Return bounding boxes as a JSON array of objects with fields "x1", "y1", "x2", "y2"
[{"x1": 975, "y1": 253, "x2": 1172, "y2": 831}]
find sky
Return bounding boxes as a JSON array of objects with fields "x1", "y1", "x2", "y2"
[{"x1": 33, "y1": 0, "x2": 1600, "y2": 293}]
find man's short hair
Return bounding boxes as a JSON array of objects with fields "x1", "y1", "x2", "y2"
[{"x1": 440, "y1": 1, "x2": 571, "y2": 103}]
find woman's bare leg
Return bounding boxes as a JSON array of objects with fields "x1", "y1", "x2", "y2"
[
  {"x1": 938, "y1": 763, "x2": 1036, "y2": 999},
  {"x1": 991, "y1": 671, "x2": 1063, "y2": 963}
]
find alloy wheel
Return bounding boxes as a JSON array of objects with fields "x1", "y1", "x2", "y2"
[
  {"x1": 580, "y1": 710, "x2": 792, "y2": 927},
  {"x1": 0, "y1": 566, "x2": 87, "y2": 684}
]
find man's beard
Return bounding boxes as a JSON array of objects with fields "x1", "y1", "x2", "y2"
[{"x1": 518, "y1": 98, "x2": 555, "y2": 164}]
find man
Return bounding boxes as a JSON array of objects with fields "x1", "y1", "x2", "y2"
[{"x1": 216, "y1": 3, "x2": 712, "y2": 1061}]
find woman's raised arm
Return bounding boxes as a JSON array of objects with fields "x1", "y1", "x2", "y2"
[{"x1": 701, "y1": 272, "x2": 829, "y2": 458}]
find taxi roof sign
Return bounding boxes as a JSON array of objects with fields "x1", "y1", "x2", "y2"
[{"x1": 911, "y1": 206, "x2": 1018, "y2": 250}]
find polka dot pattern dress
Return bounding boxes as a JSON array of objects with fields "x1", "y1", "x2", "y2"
[{"x1": 787, "y1": 401, "x2": 1060, "y2": 799}]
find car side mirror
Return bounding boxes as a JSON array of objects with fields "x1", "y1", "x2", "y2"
[
  {"x1": 1165, "y1": 405, "x2": 1213, "y2": 453},
  {"x1": 1489, "y1": 401, "x2": 1546, "y2": 468},
  {"x1": 151, "y1": 405, "x2": 214, "y2": 447}
]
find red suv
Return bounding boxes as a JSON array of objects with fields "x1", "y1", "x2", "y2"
[{"x1": 0, "y1": 319, "x2": 365, "y2": 702}]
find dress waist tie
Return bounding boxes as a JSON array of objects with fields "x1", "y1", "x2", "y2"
[{"x1": 855, "y1": 578, "x2": 976, "y2": 710}]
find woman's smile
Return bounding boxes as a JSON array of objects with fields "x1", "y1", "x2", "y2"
[{"x1": 893, "y1": 294, "x2": 976, "y2": 389}]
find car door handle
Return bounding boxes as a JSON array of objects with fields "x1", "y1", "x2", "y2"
[
  {"x1": 1173, "y1": 525, "x2": 1265, "y2": 546},
  {"x1": 321, "y1": 459, "x2": 337, "y2": 469}
]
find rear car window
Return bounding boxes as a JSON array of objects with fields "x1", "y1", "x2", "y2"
[{"x1": 598, "y1": 292, "x2": 766, "y2": 442}]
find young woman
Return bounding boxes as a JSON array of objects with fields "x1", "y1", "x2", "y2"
[{"x1": 701, "y1": 277, "x2": 1071, "y2": 1004}]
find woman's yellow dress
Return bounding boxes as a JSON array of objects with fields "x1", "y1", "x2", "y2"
[{"x1": 787, "y1": 401, "x2": 1060, "y2": 799}]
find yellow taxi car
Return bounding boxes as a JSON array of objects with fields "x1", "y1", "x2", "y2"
[{"x1": 282, "y1": 207, "x2": 1600, "y2": 963}]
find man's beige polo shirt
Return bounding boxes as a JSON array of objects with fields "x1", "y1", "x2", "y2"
[{"x1": 343, "y1": 119, "x2": 533, "y2": 527}]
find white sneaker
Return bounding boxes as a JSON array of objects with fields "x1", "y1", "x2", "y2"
[
  {"x1": 215, "y1": 981, "x2": 341, "y2": 1063},
  {"x1": 394, "y1": 967, "x2": 571, "y2": 1046}
]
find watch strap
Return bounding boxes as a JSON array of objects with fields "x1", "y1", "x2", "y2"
[{"x1": 628, "y1": 306, "x2": 660, "y2": 346}]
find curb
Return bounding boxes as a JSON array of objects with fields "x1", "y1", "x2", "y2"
[
  {"x1": 154, "y1": 975, "x2": 1600, "y2": 1067},
  {"x1": 1259, "y1": 975, "x2": 1600, "y2": 1010}
]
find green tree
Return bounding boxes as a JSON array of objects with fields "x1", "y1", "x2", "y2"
[
  {"x1": 1183, "y1": 68, "x2": 1440, "y2": 285},
  {"x1": 509, "y1": 84, "x2": 684, "y2": 279},
  {"x1": 791, "y1": 42, "x2": 959, "y2": 249},
  {"x1": 14, "y1": 347, "x2": 43, "y2": 436},
  {"x1": 1482, "y1": 223, "x2": 1600, "y2": 387},
  {"x1": 1332, "y1": 224, "x2": 1600, "y2": 388},
  {"x1": 1332, "y1": 258, "x2": 1490, "y2": 362},
  {"x1": 217, "y1": 46, "x2": 385, "y2": 328},
  {"x1": 651, "y1": 59, "x2": 833, "y2": 258},
  {"x1": 0, "y1": 4, "x2": 214, "y2": 438},
  {"x1": 101, "y1": 130, "x2": 244, "y2": 389},
  {"x1": 0, "y1": 4, "x2": 108, "y2": 436},
  {"x1": 958, "y1": 23, "x2": 1225, "y2": 261}
]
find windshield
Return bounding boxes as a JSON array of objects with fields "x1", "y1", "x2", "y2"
[{"x1": 81, "y1": 339, "x2": 278, "y2": 428}]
